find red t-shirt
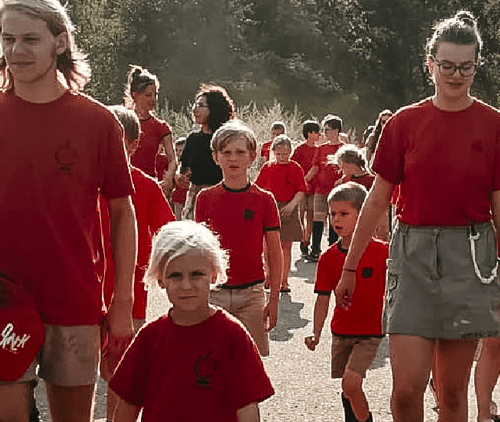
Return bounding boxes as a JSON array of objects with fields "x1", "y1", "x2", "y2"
[
  {"x1": 170, "y1": 185, "x2": 188, "y2": 204},
  {"x1": 101, "y1": 167, "x2": 175, "y2": 319},
  {"x1": 110, "y1": 308, "x2": 274, "y2": 422},
  {"x1": 350, "y1": 173, "x2": 375, "y2": 191},
  {"x1": 254, "y1": 160, "x2": 307, "y2": 202},
  {"x1": 0, "y1": 91, "x2": 133, "y2": 325},
  {"x1": 131, "y1": 116, "x2": 171, "y2": 178},
  {"x1": 260, "y1": 141, "x2": 272, "y2": 161},
  {"x1": 155, "y1": 153, "x2": 168, "y2": 181},
  {"x1": 373, "y1": 98, "x2": 500, "y2": 226},
  {"x1": 312, "y1": 143, "x2": 343, "y2": 194},
  {"x1": 195, "y1": 183, "x2": 280, "y2": 287},
  {"x1": 291, "y1": 142, "x2": 318, "y2": 194},
  {"x1": 314, "y1": 239, "x2": 388, "y2": 336}
]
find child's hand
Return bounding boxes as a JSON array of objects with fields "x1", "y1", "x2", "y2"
[
  {"x1": 176, "y1": 170, "x2": 191, "y2": 189},
  {"x1": 304, "y1": 335, "x2": 319, "y2": 351},
  {"x1": 280, "y1": 203, "x2": 294, "y2": 218},
  {"x1": 335, "y1": 271, "x2": 356, "y2": 310}
]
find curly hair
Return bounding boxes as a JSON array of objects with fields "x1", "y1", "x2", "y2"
[{"x1": 195, "y1": 84, "x2": 236, "y2": 133}]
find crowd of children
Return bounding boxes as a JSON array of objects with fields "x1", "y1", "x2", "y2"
[{"x1": 2, "y1": 2, "x2": 500, "y2": 422}]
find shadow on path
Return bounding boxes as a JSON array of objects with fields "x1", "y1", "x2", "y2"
[
  {"x1": 371, "y1": 335, "x2": 390, "y2": 369},
  {"x1": 290, "y1": 257, "x2": 317, "y2": 284},
  {"x1": 270, "y1": 293, "x2": 309, "y2": 342}
]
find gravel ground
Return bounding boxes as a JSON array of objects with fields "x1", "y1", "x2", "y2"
[{"x1": 35, "y1": 242, "x2": 500, "y2": 421}]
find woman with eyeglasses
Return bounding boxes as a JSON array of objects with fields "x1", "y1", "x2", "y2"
[
  {"x1": 124, "y1": 65, "x2": 176, "y2": 194},
  {"x1": 178, "y1": 84, "x2": 236, "y2": 218},
  {"x1": 335, "y1": 11, "x2": 500, "y2": 422}
]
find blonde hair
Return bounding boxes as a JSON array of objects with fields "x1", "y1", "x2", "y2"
[
  {"x1": 211, "y1": 120, "x2": 257, "y2": 153},
  {"x1": 144, "y1": 221, "x2": 228, "y2": 289},
  {"x1": 0, "y1": 0, "x2": 90, "y2": 91},
  {"x1": 271, "y1": 134, "x2": 293, "y2": 151},
  {"x1": 331, "y1": 144, "x2": 367, "y2": 170}
]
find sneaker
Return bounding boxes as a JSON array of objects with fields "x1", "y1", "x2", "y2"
[
  {"x1": 308, "y1": 251, "x2": 319, "y2": 262},
  {"x1": 300, "y1": 242, "x2": 309, "y2": 258},
  {"x1": 29, "y1": 408, "x2": 41, "y2": 422}
]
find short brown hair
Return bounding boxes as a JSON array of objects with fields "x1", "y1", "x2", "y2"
[{"x1": 211, "y1": 120, "x2": 257, "y2": 153}]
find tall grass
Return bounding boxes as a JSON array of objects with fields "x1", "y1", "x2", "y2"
[
  {"x1": 159, "y1": 99, "x2": 310, "y2": 178},
  {"x1": 160, "y1": 99, "x2": 306, "y2": 145}
]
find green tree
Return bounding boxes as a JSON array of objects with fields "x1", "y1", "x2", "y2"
[{"x1": 67, "y1": 0, "x2": 126, "y2": 104}]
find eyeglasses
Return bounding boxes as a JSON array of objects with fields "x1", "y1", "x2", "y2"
[
  {"x1": 431, "y1": 57, "x2": 478, "y2": 77},
  {"x1": 193, "y1": 102, "x2": 209, "y2": 108}
]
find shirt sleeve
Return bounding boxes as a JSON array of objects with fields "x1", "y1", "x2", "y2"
[
  {"x1": 180, "y1": 133, "x2": 194, "y2": 170},
  {"x1": 290, "y1": 148, "x2": 300, "y2": 165},
  {"x1": 194, "y1": 189, "x2": 208, "y2": 224},
  {"x1": 226, "y1": 322, "x2": 274, "y2": 410},
  {"x1": 371, "y1": 117, "x2": 405, "y2": 185},
  {"x1": 109, "y1": 325, "x2": 152, "y2": 407},
  {"x1": 314, "y1": 248, "x2": 342, "y2": 294},
  {"x1": 254, "y1": 165, "x2": 268, "y2": 190},
  {"x1": 158, "y1": 120, "x2": 172, "y2": 138}
]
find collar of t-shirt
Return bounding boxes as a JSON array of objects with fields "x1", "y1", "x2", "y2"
[
  {"x1": 337, "y1": 241, "x2": 348, "y2": 254},
  {"x1": 222, "y1": 182, "x2": 251, "y2": 193}
]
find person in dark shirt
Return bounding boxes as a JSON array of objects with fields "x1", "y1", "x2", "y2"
[{"x1": 178, "y1": 84, "x2": 236, "y2": 218}]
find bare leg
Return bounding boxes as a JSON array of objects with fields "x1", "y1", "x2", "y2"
[
  {"x1": 281, "y1": 241, "x2": 292, "y2": 290},
  {"x1": 342, "y1": 369, "x2": 370, "y2": 421},
  {"x1": 434, "y1": 338, "x2": 477, "y2": 422},
  {"x1": 46, "y1": 383, "x2": 95, "y2": 422},
  {"x1": 107, "y1": 387, "x2": 120, "y2": 422},
  {"x1": 0, "y1": 383, "x2": 30, "y2": 422},
  {"x1": 389, "y1": 334, "x2": 434, "y2": 422},
  {"x1": 430, "y1": 354, "x2": 440, "y2": 411},
  {"x1": 304, "y1": 207, "x2": 313, "y2": 246},
  {"x1": 475, "y1": 337, "x2": 500, "y2": 421}
]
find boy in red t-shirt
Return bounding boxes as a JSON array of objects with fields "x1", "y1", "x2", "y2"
[
  {"x1": 259, "y1": 121, "x2": 286, "y2": 165},
  {"x1": 305, "y1": 182, "x2": 388, "y2": 422},
  {"x1": 305, "y1": 115, "x2": 344, "y2": 261},
  {"x1": 195, "y1": 121, "x2": 283, "y2": 356},
  {"x1": 255, "y1": 135, "x2": 307, "y2": 292},
  {"x1": 292, "y1": 120, "x2": 320, "y2": 258},
  {"x1": 110, "y1": 221, "x2": 274, "y2": 421}
]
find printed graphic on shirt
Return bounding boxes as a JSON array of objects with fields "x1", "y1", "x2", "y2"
[{"x1": 194, "y1": 352, "x2": 217, "y2": 389}]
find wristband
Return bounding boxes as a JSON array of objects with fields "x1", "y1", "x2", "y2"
[{"x1": 342, "y1": 268, "x2": 356, "y2": 273}]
